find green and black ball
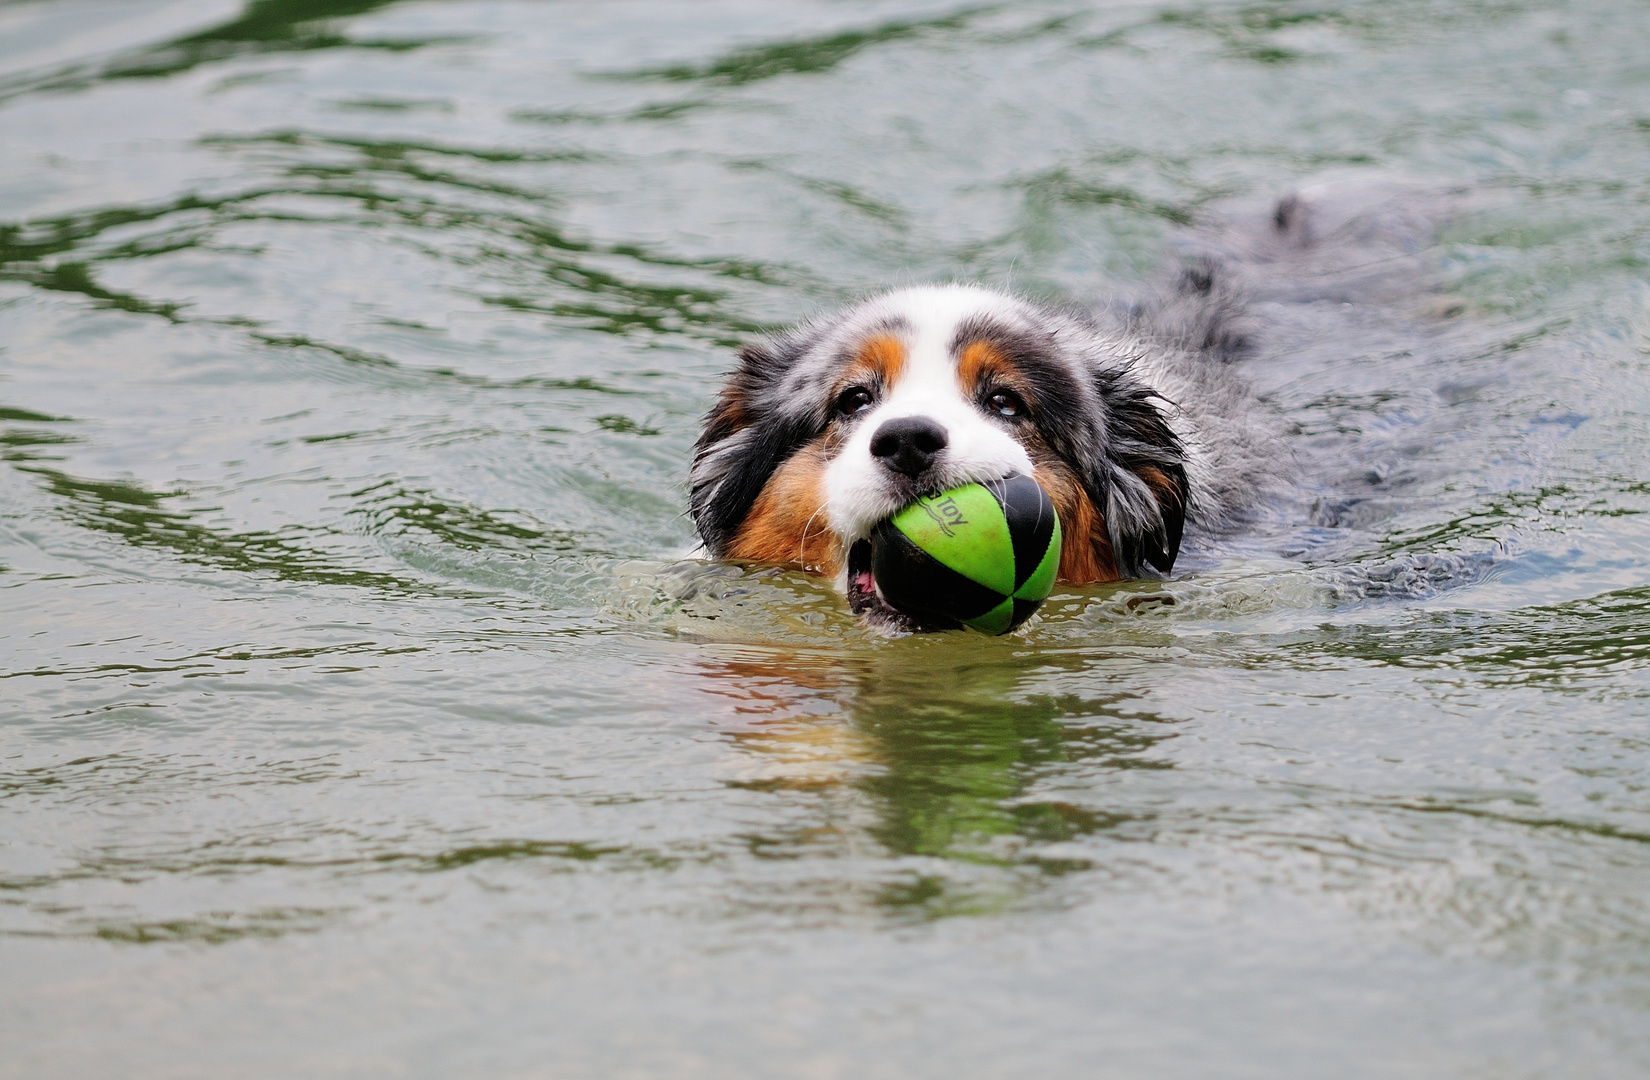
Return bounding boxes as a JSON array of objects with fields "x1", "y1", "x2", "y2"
[{"x1": 870, "y1": 473, "x2": 1061, "y2": 635}]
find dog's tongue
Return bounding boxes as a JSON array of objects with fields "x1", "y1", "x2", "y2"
[
  {"x1": 846, "y1": 539, "x2": 882, "y2": 614},
  {"x1": 853, "y1": 566, "x2": 876, "y2": 595}
]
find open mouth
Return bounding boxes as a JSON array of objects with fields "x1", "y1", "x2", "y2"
[
  {"x1": 845, "y1": 538, "x2": 956, "y2": 635},
  {"x1": 845, "y1": 539, "x2": 905, "y2": 631}
]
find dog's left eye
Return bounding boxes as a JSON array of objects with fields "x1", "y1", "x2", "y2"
[
  {"x1": 986, "y1": 390, "x2": 1025, "y2": 418},
  {"x1": 834, "y1": 386, "x2": 874, "y2": 416}
]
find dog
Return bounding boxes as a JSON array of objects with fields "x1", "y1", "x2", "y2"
[{"x1": 689, "y1": 230, "x2": 1299, "y2": 632}]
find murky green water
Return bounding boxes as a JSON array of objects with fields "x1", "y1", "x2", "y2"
[{"x1": 3, "y1": 1, "x2": 1650, "y2": 1075}]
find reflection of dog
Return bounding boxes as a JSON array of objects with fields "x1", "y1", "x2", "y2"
[{"x1": 690, "y1": 253, "x2": 1282, "y2": 631}]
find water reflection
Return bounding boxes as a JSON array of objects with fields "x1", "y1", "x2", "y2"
[
  {"x1": 1, "y1": 0, "x2": 446, "y2": 102},
  {"x1": 620, "y1": 6, "x2": 985, "y2": 86},
  {"x1": 1288, "y1": 583, "x2": 1650, "y2": 686},
  {"x1": 699, "y1": 644, "x2": 1172, "y2": 913},
  {"x1": 2, "y1": 0, "x2": 1648, "y2": 1065},
  {"x1": 22, "y1": 464, "x2": 435, "y2": 594},
  {"x1": 0, "y1": 130, "x2": 781, "y2": 350}
]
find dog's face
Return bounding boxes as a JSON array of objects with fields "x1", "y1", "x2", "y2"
[{"x1": 691, "y1": 285, "x2": 1189, "y2": 628}]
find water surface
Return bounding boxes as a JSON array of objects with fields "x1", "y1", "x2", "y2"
[{"x1": 3, "y1": 1, "x2": 1650, "y2": 1076}]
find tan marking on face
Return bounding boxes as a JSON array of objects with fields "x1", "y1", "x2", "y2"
[
  {"x1": 840, "y1": 335, "x2": 907, "y2": 395},
  {"x1": 957, "y1": 337, "x2": 1041, "y2": 422},
  {"x1": 725, "y1": 439, "x2": 843, "y2": 576},
  {"x1": 1033, "y1": 461, "x2": 1121, "y2": 584},
  {"x1": 860, "y1": 335, "x2": 907, "y2": 386},
  {"x1": 956, "y1": 339, "x2": 1010, "y2": 392}
]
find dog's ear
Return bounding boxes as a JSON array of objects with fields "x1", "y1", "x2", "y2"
[
  {"x1": 1124, "y1": 462, "x2": 1187, "y2": 574},
  {"x1": 697, "y1": 346, "x2": 762, "y2": 451},
  {"x1": 690, "y1": 336, "x2": 819, "y2": 556},
  {"x1": 1091, "y1": 372, "x2": 1189, "y2": 577}
]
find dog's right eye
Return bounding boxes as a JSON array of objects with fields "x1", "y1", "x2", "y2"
[
  {"x1": 986, "y1": 389, "x2": 1026, "y2": 418},
  {"x1": 834, "y1": 386, "x2": 874, "y2": 417}
]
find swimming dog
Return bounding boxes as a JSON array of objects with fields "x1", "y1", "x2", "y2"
[{"x1": 687, "y1": 252, "x2": 1284, "y2": 632}]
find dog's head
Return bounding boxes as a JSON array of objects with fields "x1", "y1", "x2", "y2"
[{"x1": 690, "y1": 285, "x2": 1189, "y2": 624}]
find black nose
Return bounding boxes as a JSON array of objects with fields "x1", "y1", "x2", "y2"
[{"x1": 869, "y1": 416, "x2": 949, "y2": 479}]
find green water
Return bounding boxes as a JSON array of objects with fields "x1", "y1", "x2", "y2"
[{"x1": 3, "y1": 1, "x2": 1650, "y2": 1075}]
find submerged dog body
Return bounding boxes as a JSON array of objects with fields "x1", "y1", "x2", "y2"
[{"x1": 689, "y1": 268, "x2": 1281, "y2": 628}]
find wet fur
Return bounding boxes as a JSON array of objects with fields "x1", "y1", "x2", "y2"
[
  {"x1": 690, "y1": 258, "x2": 1283, "y2": 596},
  {"x1": 691, "y1": 184, "x2": 1463, "y2": 627}
]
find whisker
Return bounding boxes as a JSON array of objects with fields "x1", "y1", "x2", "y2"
[{"x1": 796, "y1": 502, "x2": 829, "y2": 568}]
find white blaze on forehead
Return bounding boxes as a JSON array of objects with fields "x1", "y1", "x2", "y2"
[{"x1": 821, "y1": 286, "x2": 1036, "y2": 543}]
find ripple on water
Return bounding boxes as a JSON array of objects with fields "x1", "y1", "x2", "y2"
[{"x1": 3, "y1": 0, "x2": 1650, "y2": 1076}]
